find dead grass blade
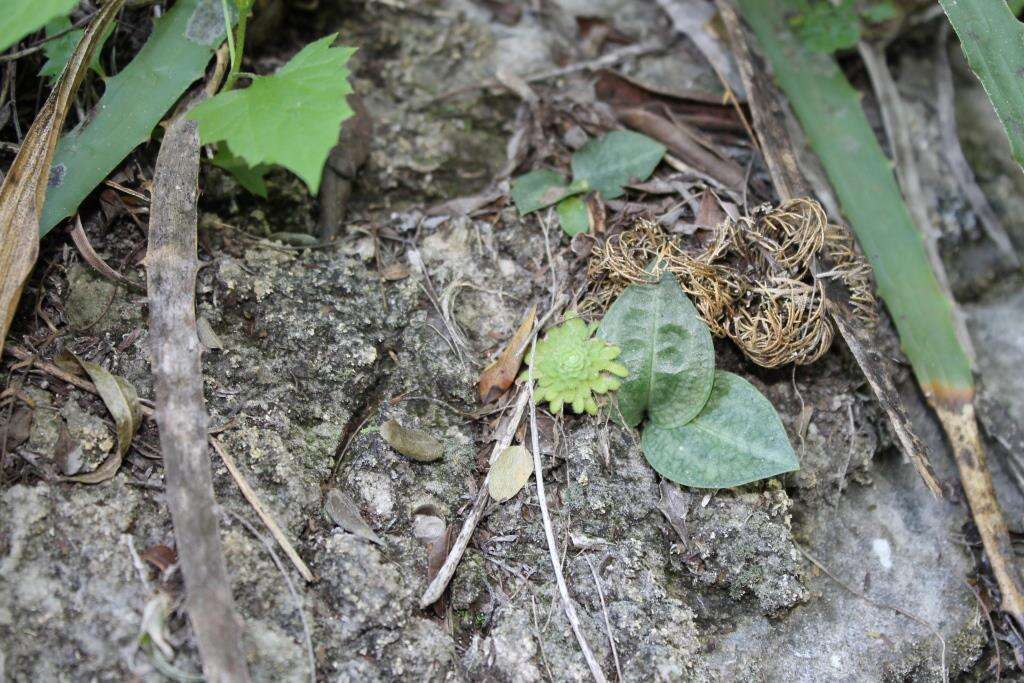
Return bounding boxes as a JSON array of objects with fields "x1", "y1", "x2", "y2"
[{"x1": 0, "y1": 0, "x2": 125, "y2": 356}]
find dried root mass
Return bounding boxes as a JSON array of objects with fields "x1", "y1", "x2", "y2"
[{"x1": 587, "y1": 198, "x2": 876, "y2": 367}]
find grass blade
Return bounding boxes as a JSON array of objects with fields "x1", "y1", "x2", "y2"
[{"x1": 940, "y1": 0, "x2": 1024, "y2": 171}]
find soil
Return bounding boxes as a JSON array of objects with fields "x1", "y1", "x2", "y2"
[{"x1": 2, "y1": 1, "x2": 1023, "y2": 681}]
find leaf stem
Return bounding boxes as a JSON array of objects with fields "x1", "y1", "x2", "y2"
[{"x1": 222, "y1": 0, "x2": 252, "y2": 91}]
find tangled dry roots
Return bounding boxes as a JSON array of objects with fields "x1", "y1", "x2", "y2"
[{"x1": 586, "y1": 198, "x2": 877, "y2": 367}]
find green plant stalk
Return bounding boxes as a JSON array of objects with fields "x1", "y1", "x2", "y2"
[
  {"x1": 736, "y1": 0, "x2": 971, "y2": 403},
  {"x1": 737, "y1": 0, "x2": 1024, "y2": 628},
  {"x1": 40, "y1": 0, "x2": 229, "y2": 234},
  {"x1": 940, "y1": 0, "x2": 1024, "y2": 171},
  {"x1": 222, "y1": 0, "x2": 253, "y2": 91}
]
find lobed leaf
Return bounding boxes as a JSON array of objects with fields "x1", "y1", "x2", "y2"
[
  {"x1": 641, "y1": 371, "x2": 799, "y2": 489},
  {"x1": 571, "y1": 130, "x2": 666, "y2": 199},
  {"x1": 597, "y1": 274, "x2": 714, "y2": 428},
  {"x1": 189, "y1": 34, "x2": 356, "y2": 194}
]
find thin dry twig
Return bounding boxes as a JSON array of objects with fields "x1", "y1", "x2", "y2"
[
  {"x1": 71, "y1": 214, "x2": 145, "y2": 290},
  {"x1": 224, "y1": 508, "x2": 316, "y2": 683},
  {"x1": 526, "y1": 367, "x2": 607, "y2": 683},
  {"x1": 147, "y1": 112, "x2": 250, "y2": 681},
  {"x1": 210, "y1": 437, "x2": 316, "y2": 583},
  {"x1": 585, "y1": 556, "x2": 622, "y2": 682}
]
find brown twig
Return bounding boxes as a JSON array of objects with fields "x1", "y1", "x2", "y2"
[
  {"x1": 70, "y1": 214, "x2": 145, "y2": 291},
  {"x1": 210, "y1": 437, "x2": 316, "y2": 583},
  {"x1": 147, "y1": 111, "x2": 250, "y2": 682}
]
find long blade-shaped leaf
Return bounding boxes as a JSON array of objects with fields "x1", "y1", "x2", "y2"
[
  {"x1": 736, "y1": 0, "x2": 972, "y2": 403},
  {"x1": 940, "y1": 0, "x2": 1024, "y2": 171},
  {"x1": 0, "y1": 0, "x2": 125, "y2": 356},
  {"x1": 40, "y1": 0, "x2": 227, "y2": 234}
]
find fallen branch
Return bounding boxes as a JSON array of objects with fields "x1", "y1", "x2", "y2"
[{"x1": 147, "y1": 112, "x2": 250, "y2": 681}]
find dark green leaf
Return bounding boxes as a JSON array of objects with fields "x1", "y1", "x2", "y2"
[
  {"x1": 211, "y1": 144, "x2": 269, "y2": 197},
  {"x1": 790, "y1": 0, "x2": 860, "y2": 53},
  {"x1": 510, "y1": 169, "x2": 587, "y2": 214},
  {"x1": 570, "y1": 131, "x2": 665, "y2": 199},
  {"x1": 641, "y1": 371, "x2": 799, "y2": 488},
  {"x1": 556, "y1": 195, "x2": 590, "y2": 236},
  {"x1": 597, "y1": 273, "x2": 714, "y2": 428}
]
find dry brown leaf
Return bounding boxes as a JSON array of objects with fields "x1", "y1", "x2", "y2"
[
  {"x1": 325, "y1": 488, "x2": 384, "y2": 546},
  {"x1": 0, "y1": 0, "x2": 126, "y2": 356},
  {"x1": 380, "y1": 419, "x2": 444, "y2": 462},
  {"x1": 487, "y1": 444, "x2": 533, "y2": 502},
  {"x1": 478, "y1": 304, "x2": 537, "y2": 404},
  {"x1": 412, "y1": 504, "x2": 454, "y2": 616},
  {"x1": 64, "y1": 353, "x2": 142, "y2": 484}
]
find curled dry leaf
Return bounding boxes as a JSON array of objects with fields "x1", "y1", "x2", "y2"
[
  {"x1": 63, "y1": 353, "x2": 143, "y2": 484},
  {"x1": 657, "y1": 479, "x2": 692, "y2": 542},
  {"x1": 324, "y1": 488, "x2": 384, "y2": 546},
  {"x1": 487, "y1": 444, "x2": 534, "y2": 502},
  {"x1": 412, "y1": 504, "x2": 454, "y2": 616},
  {"x1": 478, "y1": 304, "x2": 536, "y2": 404},
  {"x1": 0, "y1": 0, "x2": 126, "y2": 356},
  {"x1": 380, "y1": 419, "x2": 444, "y2": 462}
]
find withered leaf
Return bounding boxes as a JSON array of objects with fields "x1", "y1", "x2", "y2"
[
  {"x1": 478, "y1": 304, "x2": 536, "y2": 404},
  {"x1": 657, "y1": 479, "x2": 692, "y2": 542},
  {"x1": 487, "y1": 444, "x2": 534, "y2": 502},
  {"x1": 412, "y1": 504, "x2": 453, "y2": 616},
  {"x1": 3, "y1": 406, "x2": 32, "y2": 451},
  {"x1": 380, "y1": 419, "x2": 444, "y2": 462},
  {"x1": 0, "y1": 0, "x2": 125, "y2": 357},
  {"x1": 325, "y1": 488, "x2": 384, "y2": 546},
  {"x1": 64, "y1": 353, "x2": 142, "y2": 484}
]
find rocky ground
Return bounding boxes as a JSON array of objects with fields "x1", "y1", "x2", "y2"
[{"x1": 3, "y1": 1, "x2": 1024, "y2": 681}]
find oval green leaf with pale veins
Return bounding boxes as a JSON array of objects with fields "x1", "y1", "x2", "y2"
[
  {"x1": 641, "y1": 371, "x2": 799, "y2": 489},
  {"x1": 597, "y1": 273, "x2": 714, "y2": 428}
]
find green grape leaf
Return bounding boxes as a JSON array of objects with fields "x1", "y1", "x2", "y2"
[
  {"x1": 597, "y1": 273, "x2": 714, "y2": 428},
  {"x1": 1, "y1": 0, "x2": 79, "y2": 52},
  {"x1": 556, "y1": 195, "x2": 591, "y2": 236},
  {"x1": 510, "y1": 170, "x2": 587, "y2": 214},
  {"x1": 189, "y1": 34, "x2": 356, "y2": 194},
  {"x1": 570, "y1": 130, "x2": 666, "y2": 199},
  {"x1": 39, "y1": 17, "x2": 115, "y2": 82},
  {"x1": 641, "y1": 371, "x2": 799, "y2": 489},
  {"x1": 211, "y1": 144, "x2": 269, "y2": 197}
]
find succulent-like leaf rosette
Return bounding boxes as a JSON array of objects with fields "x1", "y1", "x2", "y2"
[{"x1": 521, "y1": 317, "x2": 628, "y2": 415}]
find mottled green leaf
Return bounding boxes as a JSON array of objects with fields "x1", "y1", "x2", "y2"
[
  {"x1": 1, "y1": 0, "x2": 78, "y2": 52},
  {"x1": 598, "y1": 274, "x2": 714, "y2": 428},
  {"x1": 571, "y1": 131, "x2": 665, "y2": 199},
  {"x1": 555, "y1": 195, "x2": 590, "y2": 236},
  {"x1": 510, "y1": 170, "x2": 587, "y2": 214},
  {"x1": 210, "y1": 144, "x2": 269, "y2": 197},
  {"x1": 940, "y1": 0, "x2": 1024, "y2": 171},
  {"x1": 790, "y1": 0, "x2": 860, "y2": 53},
  {"x1": 487, "y1": 445, "x2": 533, "y2": 502},
  {"x1": 189, "y1": 34, "x2": 356, "y2": 194},
  {"x1": 641, "y1": 371, "x2": 798, "y2": 488},
  {"x1": 41, "y1": 0, "x2": 229, "y2": 234}
]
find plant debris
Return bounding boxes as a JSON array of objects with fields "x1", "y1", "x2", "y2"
[
  {"x1": 325, "y1": 488, "x2": 384, "y2": 546},
  {"x1": 380, "y1": 419, "x2": 444, "y2": 462},
  {"x1": 588, "y1": 198, "x2": 876, "y2": 367},
  {"x1": 487, "y1": 444, "x2": 534, "y2": 502}
]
